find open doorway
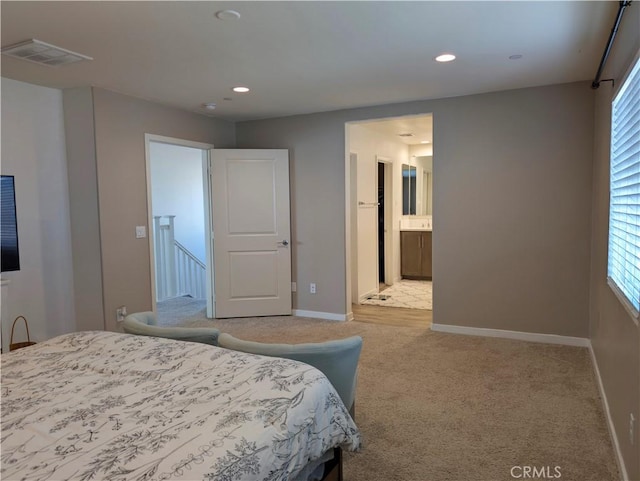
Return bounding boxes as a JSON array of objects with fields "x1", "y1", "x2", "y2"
[
  {"x1": 145, "y1": 135, "x2": 214, "y2": 322},
  {"x1": 145, "y1": 139, "x2": 293, "y2": 324},
  {"x1": 378, "y1": 161, "x2": 385, "y2": 284},
  {"x1": 377, "y1": 157, "x2": 393, "y2": 290},
  {"x1": 345, "y1": 114, "x2": 433, "y2": 326}
]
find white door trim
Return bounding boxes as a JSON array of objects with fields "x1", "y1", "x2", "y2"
[
  {"x1": 344, "y1": 128, "x2": 354, "y2": 319},
  {"x1": 376, "y1": 156, "x2": 394, "y2": 287},
  {"x1": 348, "y1": 152, "x2": 359, "y2": 305},
  {"x1": 144, "y1": 134, "x2": 214, "y2": 318}
]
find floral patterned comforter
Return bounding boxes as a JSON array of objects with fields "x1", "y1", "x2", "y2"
[{"x1": 1, "y1": 331, "x2": 360, "y2": 481}]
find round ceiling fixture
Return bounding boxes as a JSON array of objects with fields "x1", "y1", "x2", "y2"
[
  {"x1": 215, "y1": 10, "x2": 241, "y2": 20},
  {"x1": 232, "y1": 86, "x2": 250, "y2": 93},
  {"x1": 435, "y1": 53, "x2": 456, "y2": 63}
]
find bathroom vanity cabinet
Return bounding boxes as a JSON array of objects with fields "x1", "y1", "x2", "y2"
[{"x1": 401, "y1": 231, "x2": 432, "y2": 280}]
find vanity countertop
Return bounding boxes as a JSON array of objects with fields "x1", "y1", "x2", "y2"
[
  {"x1": 400, "y1": 216, "x2": 432, "y2": 231},
  {"x1": 401, "y1": 228, "x2": 432, "y2": 232}
]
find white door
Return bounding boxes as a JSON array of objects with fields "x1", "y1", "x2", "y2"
[{"x1": 211, "y1": 149, "x2": 291, "y2": 318}]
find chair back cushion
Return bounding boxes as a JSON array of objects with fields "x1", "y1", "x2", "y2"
[
  {"x1": 123, "y1": 312, "x2": 220, "y2": 346},
  {"x1": 218, "y1": 333, "x2": 362, "y2": 411}
]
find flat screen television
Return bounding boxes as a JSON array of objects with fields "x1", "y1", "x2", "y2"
[{"x1": 1, "y1": 175, "x2": 20, "y2": 272}]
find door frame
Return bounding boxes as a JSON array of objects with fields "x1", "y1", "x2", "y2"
[
  {"x1": 376, "y1": 156, "x2": 393, "y2": 287},
  {"x1": 349, "y1": 152, "x2": 359, "y2": 305},
  {"x1": 144, "y1": 134, "x2": 215, "y2": 317}
]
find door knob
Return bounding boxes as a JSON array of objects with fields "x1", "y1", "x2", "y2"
[{"x1": 278, "y1": 240, "x2": 289, "y2": 247}]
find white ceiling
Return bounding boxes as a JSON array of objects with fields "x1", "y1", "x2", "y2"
[{"x1": 1, "y1": 1, "x2": 616, "y2": 122}]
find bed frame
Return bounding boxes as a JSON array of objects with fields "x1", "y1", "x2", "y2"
[{"x1": 322, "y1": 448, "x2": 344, "y2": 481}]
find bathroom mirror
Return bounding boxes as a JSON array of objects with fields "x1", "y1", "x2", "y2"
[
  {"x1": 403, "y1": 157, "x2": 432, "y2": 216},
  {"x1": 402, "y1": 164, "x2": 416, "y2": 215}
]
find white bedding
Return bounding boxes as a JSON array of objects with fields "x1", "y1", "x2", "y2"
[{"x1": 1, "y1": 331, "x2": 360, "y2": 481}]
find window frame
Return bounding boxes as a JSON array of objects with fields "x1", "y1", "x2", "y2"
[{"x1": 607, "y1": 48, "x2": 640, "y2": 324}]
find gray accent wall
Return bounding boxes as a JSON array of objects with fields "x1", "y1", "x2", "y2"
[
  {"x1": 590, "y1": 5, "x2": 640, "y2": 480},
  {"x1": 237, "y1": 82, "x2": 594, "y2": 337},
  {"x1": 65, "y1": 88, "x2": 235, "y2": 332},
  {"x1": 237, "y1": 115, "x2": 351, "y2": 317}
]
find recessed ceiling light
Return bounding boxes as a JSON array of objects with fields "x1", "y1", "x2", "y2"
[
  {"x1": 232, "y1": 86, "x2": 250, "y2": 93},
  {"x1": 215, "y1": 10, "x2": 241, "y2": 20},
  {"x1": 435, "y1": 53, "x2": 456, "y2": 63},
  {"x1": 421, "y1": 141, "x2": 431, "y2": 144},
  {"x1": 202, "y1": 102, "x2": 216, "y2": 110},
  {"x1": 509, "y1": 54, "x2": 523, "y2": 60}
]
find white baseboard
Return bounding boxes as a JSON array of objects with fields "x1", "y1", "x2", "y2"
[
  {"x1": 293, "y1": 309, "x2": 348, "y2": 322},
  {"x1": 589, "y1": 344, "x2": 629, "y2": 481},
  {"x1": 430, "y1": 323, "x2": 590, "y2": 347}
]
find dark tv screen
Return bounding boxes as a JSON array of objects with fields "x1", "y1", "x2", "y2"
[{"x1": 1, "y1": 175, "x2": 20, "y2": 272}]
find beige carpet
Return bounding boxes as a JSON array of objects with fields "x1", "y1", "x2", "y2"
[{"x1": 160, "y1": 314, "x2": 618, "y2": 481}]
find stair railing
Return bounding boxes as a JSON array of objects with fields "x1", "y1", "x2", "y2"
[
  {"x1": 153, "y1": 215, "x2": 206, "y2": 301},
  {"x1": 174, "y1": 240, "x2": 206, "y2": 299}
]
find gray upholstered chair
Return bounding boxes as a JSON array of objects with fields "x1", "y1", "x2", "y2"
[
  {"x1": 218, "y1": 333, "x2": 363, "y2": 416},
  {"x1": 123, "y1": 311, "x2": 220, "y2": 346}
]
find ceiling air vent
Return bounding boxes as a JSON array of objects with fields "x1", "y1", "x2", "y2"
[
  {"x1": 398, "y1": 133, "x2": 414, "y2": 137},
  {"x1": 1, "y1": 39, "x2": 92, "y2": 67}
]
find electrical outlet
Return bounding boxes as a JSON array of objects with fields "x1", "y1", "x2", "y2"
[
  {"x1": 630, "y1": 413, "x2": 636, "y2": 445},
  {"x1": 116, "y1": 306, "x2": 127, "y2": 322},
  {"x1": 310, "y1": 283, "x2": 316, "y2": 294}
]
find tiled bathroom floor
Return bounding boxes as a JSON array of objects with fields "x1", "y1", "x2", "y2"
[{"x1": 361, "y1": 280, "x2": 432, "y2": 310}]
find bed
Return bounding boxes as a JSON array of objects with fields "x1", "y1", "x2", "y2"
[{"x1": 1, "y1": 331, "x2": 361, "y2": 481}]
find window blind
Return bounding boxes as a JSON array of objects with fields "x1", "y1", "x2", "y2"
[{"x1": 608, "y1": 55, "x2": 640, "y2": 313}]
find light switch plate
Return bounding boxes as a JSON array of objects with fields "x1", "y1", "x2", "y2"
[{"x1": 135, "y1": 226, "x2": 146, "y2": 238}]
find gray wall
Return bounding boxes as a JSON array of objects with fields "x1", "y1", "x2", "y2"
[
  {"x1": 1, "y1": 78, "x2": 76, "y2": 347},
  {"x1": 66, "y1": 88, "x2": 236, "y2": 331},
  {"x1": 237, "y1": 115, "x2": 351, "y2": 316},
  {"x1": 237, "y1": 82, "x2": 594, "y2": 337},
  {"x1": 590, "y1": 4, "x2": 640, "y2": 479}
]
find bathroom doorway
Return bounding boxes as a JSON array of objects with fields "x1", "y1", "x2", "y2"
[{"x1": 345, "y1": 114, "x2": 433, "y2": 325}]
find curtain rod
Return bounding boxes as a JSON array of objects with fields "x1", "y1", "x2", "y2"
[{"x1": 592, "y1": 1, "x2": 632, "y2": 89}]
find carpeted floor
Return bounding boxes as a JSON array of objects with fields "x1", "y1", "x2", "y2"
[
  {"x1": 156, "y1": 295, "x2": 207, "y2": 325},
  {"x1": 157, "y1": 312, "x2": 618, "y2": 481}
]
